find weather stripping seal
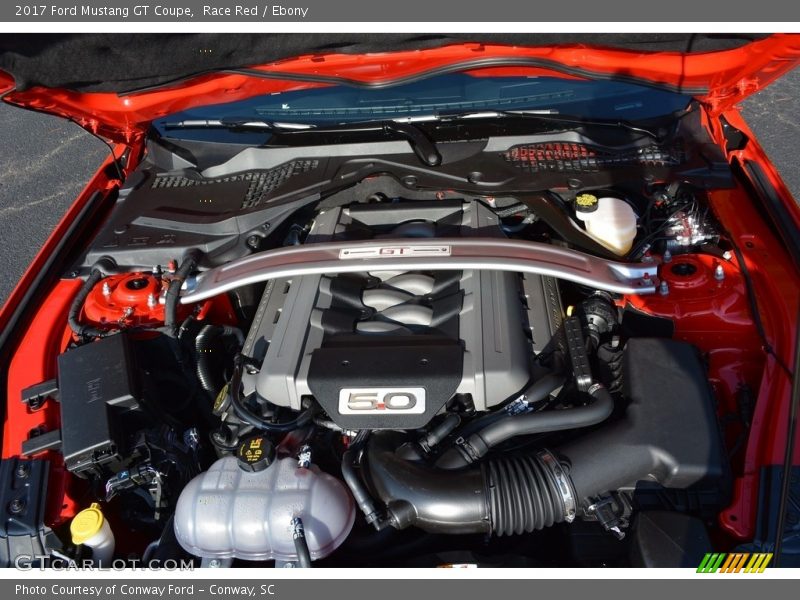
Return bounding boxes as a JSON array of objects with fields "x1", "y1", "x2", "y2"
[
  {"x1": 120, "y1": 57, "x2": 708, "y2": 97},
  {"x1": 224, "y1": 56, "x2": 709, "y2": 96},
  {"x1": 180, "y1": 238, "x2": 658, "y2": 304}
]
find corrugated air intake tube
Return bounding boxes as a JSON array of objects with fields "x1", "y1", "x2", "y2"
[
  {"x1": 485, "y1": 451, "x2": 576, "y2": 536},
  {"x1": 363, "y1": 432, "x2": 577, "y2": 535}
]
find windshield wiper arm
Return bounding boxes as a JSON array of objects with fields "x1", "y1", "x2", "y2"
[
  {"x1": 441, "y1": 109, "x2": 661, "y2": 140},
  {"x1": 163, "y1": 117, "x2": 441, "y2": 167},
  {"x1": 277, "y1": 119, "x2": 442, "y2": 167},
  {"x1": 162, "y1": 117, "x2": 315, "y2": 131},
  {"x1": 382, "y1": 120, "x2": 441, "y2": 166}
]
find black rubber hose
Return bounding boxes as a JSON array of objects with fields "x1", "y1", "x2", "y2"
[
  {"x1": 227, "y1": 357, "x2": 317, "y2": 433},
  {"x1": 232, "y1": 395, "x2": 316, "y2": 433},
  {"x1": 419, "y1": 413, "x2": 461, "y2": 452},
  {"x1": 364, "y1": 433, "x2": 575, "y2": 535},
  {"x1": 291, "y1": 517, "x2": 313, "y2": 568},
  {"x1": 363, "y1": 346, "x2": 715, "y2": 538},
  {"x1": 195, "y1": 324, "x2": 246, "y2": 401},
  {"x1": 480, "y1": 383, "x2": 614, "y2": 448},
  {"x1": 436, "y1": 375, "x2": 611, "y2": 470},
  {"x1": 342, "y1": 448, "x2": 386, "y2": 530},
  {"x1": 67, "y1": 268, "x2": 109, "y2": 339},
  {"x1": 165, "y1": 251, "x2": 201, "y2": 337},
  {"x1": 220, "y1": 325, "x2": 245, "y2": 347},
  {"x1": 451, "y1": 372, "x2": 566, "y2": 442},
  {"x1": 195, "y1": 325, "x2": 223, "y2": 400}
]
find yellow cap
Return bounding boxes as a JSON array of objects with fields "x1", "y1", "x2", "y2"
[
  {"x1": 70, "y1": 503, "x2": 105, "y2": 544},
  {"x1": 213, "y1": 384, "x2": 229, "y2": 413},
  {"x1": 575, "y1": 193, "x2": 599, "y2": 213}
]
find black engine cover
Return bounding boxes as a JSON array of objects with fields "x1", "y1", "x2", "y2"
[{"x1": 308, "y1": 336, "x2": 463, "y2": 430}]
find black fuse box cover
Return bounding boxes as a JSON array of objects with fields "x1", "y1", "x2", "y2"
[{"x1": 57, "y1": 333, "x2": 140, "y2": 475}]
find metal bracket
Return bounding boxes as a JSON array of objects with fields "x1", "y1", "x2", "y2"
[
  {"x1": 20, "y1": 379, "x2": 59, "y2": 409},
  {"x1": 21, "y1": 430, "x2": 62, "y2": 457},
  {"x1": 565, "y1": 317, "x2": 593, "y2": 393}
]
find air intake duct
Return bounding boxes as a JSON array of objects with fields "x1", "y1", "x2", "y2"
[
  {"x1": 485, "y1": 451, "x2": 577, "y2": 535},
  {"x1": 364, "y1": 433, "x2": 576, "y2": 535},
  {"x1": 361, "y1": 339, "x2": 729, "y2": 537}
]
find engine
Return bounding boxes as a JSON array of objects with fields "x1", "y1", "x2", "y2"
[
  {"x1": 238, "y1": 200, "x2": 556, "y2": 431},
  {"x1": 18, "y1": 160, "x2": 734, "y2": 568}
]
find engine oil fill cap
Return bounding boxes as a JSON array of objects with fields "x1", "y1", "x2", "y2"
[{"x1": 237, "y1": 435, "x2": 275, "y2": 472}]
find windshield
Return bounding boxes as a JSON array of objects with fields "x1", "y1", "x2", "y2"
[{"x1": 155, "y1": 73, "x2": 691, "y2": 139}]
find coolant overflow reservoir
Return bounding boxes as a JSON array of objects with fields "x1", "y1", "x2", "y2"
[
  {"x1": 174, "y1": 454, "x2": 355, "y2": 562},
  {"x1": 574, "y1": 194, "x2": 638, "y2": 255}
]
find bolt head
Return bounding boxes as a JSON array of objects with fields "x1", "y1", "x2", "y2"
[{"x1": 8, "y1": 498, "x2": 25, "y2": 515}]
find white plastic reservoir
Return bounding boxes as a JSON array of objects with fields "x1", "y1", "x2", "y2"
[
  {"x1": 575, "y1": 195, "x2": 638, "y2": 255},
  {"x1": 174, "y1": 456, "x2": 355, "y2": 562}
]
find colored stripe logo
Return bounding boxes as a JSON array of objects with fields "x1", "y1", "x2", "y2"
[{"x1": 697, "y1": 553, "x2": 773, "y2": 573}]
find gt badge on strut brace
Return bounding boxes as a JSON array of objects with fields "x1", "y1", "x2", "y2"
[{"x1": 338, "y1": 245, "x2": 452, "y2": 259}]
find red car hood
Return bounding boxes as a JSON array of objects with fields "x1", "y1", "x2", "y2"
[{"x1": 1, "y1": 33, "x2": 799, "y2": 142}]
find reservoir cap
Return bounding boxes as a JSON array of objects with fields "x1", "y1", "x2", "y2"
[
  {"x1": 71, "y1": 503, "x2": 105, "y2": 544},
  {"x1": 237, "y1": 435, "x2": 275, "y2": 472},
  {"x1": 575, "y1": 193, "x2": 599, "y2": 213}
]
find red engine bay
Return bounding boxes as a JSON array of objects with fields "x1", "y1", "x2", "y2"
[{"x1": 0, "y1": 35, "x2": 798, "y2": 568}]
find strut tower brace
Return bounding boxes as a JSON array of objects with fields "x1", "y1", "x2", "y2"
[{"x1": 180, "y1": 238, "x2": 659, "y2": 303}]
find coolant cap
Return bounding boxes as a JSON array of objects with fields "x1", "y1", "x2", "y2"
[
  {"x1": 575, "y1": 193, "x2": 599, "y2": 213},
  {"x1": 237, "y1": 435, "x2": 276, "y2": 472},
  {"x1": 70, "y1": 503, "x2": 105, "y2": 544}
]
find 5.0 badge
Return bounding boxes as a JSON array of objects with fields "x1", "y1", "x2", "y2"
[{"x1": 338, "y1": 388, "x2": 427, "y2": 415}]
